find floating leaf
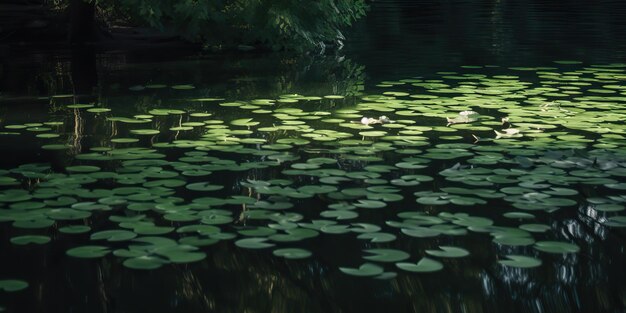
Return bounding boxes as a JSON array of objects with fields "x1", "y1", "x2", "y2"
[
  {"x1": 66, "y1": 245, "x2": 110, "y2": 258},
  {"x1": 59, "y1": 225, "x2": 91, "y2": 234},
  {"x1": 0, "y1": 280, "x2": 29, "y2": 292},
  {"x1": 339, "y1": 263, "x2": 384, "y2": 277},
  {"x1": 519, "y1": 224, "x2": 550, "y2": 233},
  {"x1": 10, "y1": 235, "x2": 50, "y2": 245},
  {"x1": 272, "y1": 248, "x2": 312, "y2": 259},
  {"x1": 396, "y1": 257, "x2": 443, "y2": 273},
  {"x1": 320, "y1": 210, "x2": 358, "y2": 220},
  {"x1": 186, "y1": 182, "x2": 224, "y2": 191},
  {"x1": 356, "y1": 232, "x2": 396, "y2": 243},
  {"x1": 498, "y1": 255, "x2": 542, "y2": 268},
  {"x1": 123, "y1": 256, "x2": 167, "y2": 270},
  {"x1": 425, "y1": 246, "x2": 470, "y2": 258},
  {"x1": 401, "y1": 227, "x2": 441, "y2": 238},
  {"x1": 534, "y1": 241, "x2": 580, "y2": 254},
  {"x1": 66, "y1": 165, "x2": 100, "y2": 173},
  {"x1": 235, "y1": 237, "x2": 275, "y2": 249},
  {"x1": 91, "y1": 230, "x2": 137, "y2": 242},
  {"x1": 363, "y1": 249, "x2": 410, "y2": 262}
]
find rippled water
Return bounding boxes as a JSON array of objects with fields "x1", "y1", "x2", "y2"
[{"x1": 0, "y1": 1, "x2": 625, "y2": 313}]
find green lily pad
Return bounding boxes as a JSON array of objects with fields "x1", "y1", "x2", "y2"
[
  {"x1": 59, "y1": 225, "x2": 91, "y2": 234},
  {"x1": 0, "y1": 280, "x2": 29, "y2": 292},
  {"x1": 320, "y1": 210, "x2": 358, "y2": 220},
  {"x1": 363, "y1": 249, "x2": 410, "y2": 262},
  {"x1": 66, "y1": 165, "x2": 100, "y2": 173},
  {"x1": 235, "y1": 237, "x2": 275, "y2": 249},
  {"x1": 425, "y1": 246, "x2": 470, "y2": 258},
  {"x1": 594, "y1": 203, "x2": 624, "y2": 212},
  {"x1": 339, "y1": 263, "x2": 384, "y2": 277},
  {"x1": 534, "y1": 241, "x2": 580, "y2": 254},
  {"x1": 91, "y1": 230, "x2": 137, "y2": 242},
  {"x1": 272, "y1": 248, "x2": 312, "y2": 259},
  {"x1": 503, "y1": 212, "x2": 536, "y2": 219},
  {"x1": 396, "y1": 257, "x2": 443, "y2": 273},
  {"x1": 66, "y1": 245, "x2": 110, "y2": 258},
  {"x1": 498, "y1": 255, "x2": 542, "y2": 268},
  {"x1": 401, "y1": 227, "x2": 441, "y2": 238},
  {"x1": 179, "y1": 236, "x2": 219, "y2": 246},
  {"x1": 10, "y1": 235, "x2": 51, "y2": 245},
  {"x1": 47, "y1": 209, "x2": 91, "y2": 220},
  {"x1": 356, "y1": 232, "x2": 396, "y2": 243},
  {"x1": 519, "y1": 224, "x2": 551, "y2": 233},
  {"x1": 269, "y1": 228, "x2": 319, "y2": 242},
  {"x1": 130, "y1": 129, "x2": 160, "y2": 135},
  {"x1": 493, "y1": 235, "x2": 535, "y2": 246},
  {"x1": 154, "y1": 246, "x2": 206, "y2": 263},
  {"x1": 123, "y1": 256, "x2": 167, "y2": 270},
  {"x1": 353, "y1": 200, "x2": 386, "y2": 209},
  {"x1": 186, "y1": 182, "x2": 223, "y2": 191},
  {"x1": 133, "y1": 225, "x2": 174, "y2": 235}
]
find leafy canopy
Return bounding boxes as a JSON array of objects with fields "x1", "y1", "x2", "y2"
[{"x1": 92, "y1": 0, "x2": 368, "y2": 50}]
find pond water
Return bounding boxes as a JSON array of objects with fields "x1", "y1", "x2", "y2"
[{"x1": 1, "y1": 1, "x2": 625, "y2": 313}]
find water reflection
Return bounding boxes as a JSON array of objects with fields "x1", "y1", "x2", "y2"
[
  {"x1": 346, "y1": 0, "x2": 626, "y2": 79},
  {"x1": 7, "y1": 193, "x2": 622, "y2": 310}
]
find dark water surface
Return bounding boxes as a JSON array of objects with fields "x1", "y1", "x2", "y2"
[{"x1": 0, "y1": 1, "x2": 625, "y2": 313}]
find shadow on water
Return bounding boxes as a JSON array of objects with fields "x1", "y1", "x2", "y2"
[{"x1": 346, "y1": 0, "x2": 626, "y2": 79}]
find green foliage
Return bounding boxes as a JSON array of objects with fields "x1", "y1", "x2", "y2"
[{"x1": 93, "y1": 0, "x2": 368, "y2": 50}]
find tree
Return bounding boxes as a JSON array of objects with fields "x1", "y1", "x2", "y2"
[{"x1": 67, "y1": 0, "x2": 368, "y2": 50}]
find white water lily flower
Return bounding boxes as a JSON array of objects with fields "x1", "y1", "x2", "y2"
[
  {"x1": 378, "y1": 116, "x2": 393, "y2": 124},
  {"x1": 446, "y1": 111, "x2": 479, "y2": 125},
  {"x1": 459, "y1": 110, "x2": 478, "y2": 116},
  {"x1": 494, "y1": 128, "x2": 522, "y2": 138},
  {"x1": 360, "y1": 116, "x2": 393, "y2": 125},
  {"x1": 360, "y1": 117, "x2": 378, "y2": 125},
  {"x1": 502, "y1": 128, "x2": 520, "y2": 135}
]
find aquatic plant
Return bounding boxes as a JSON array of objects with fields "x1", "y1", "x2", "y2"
[{"x1": 1, "y1": 62, "x2": 625, "y2": 293}]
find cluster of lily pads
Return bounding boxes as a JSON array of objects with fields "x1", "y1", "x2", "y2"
[{"x1": 1, "y1": 61, "x2": 625, "y2": 288}]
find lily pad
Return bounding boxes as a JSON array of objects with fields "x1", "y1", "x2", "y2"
[
  {"x1": 66, "y1": 245, "x2": 110, "y2": 258},
  {"x1": 363, "y1": 249, "x2": 410, "y2": 262},
  {"x1": 425, "y1": 246, "x2": 470, "y2": 258},
  {"x1": 498, "y1": 255, "x2": 542, "y2": 268},
  {"x1": 396, "y1": 257, "x2": 444, "y2": 273},
  {"x1": 534, "y1": 241, "x2": 580, "y2": 254},
  {"x1": 10, "y1": 235, "x2": 51, "y2": 245},
  {"x1": 0, "y1": 280, "x2": 29, "y2": 292},
  {"x1": 186, "y1": 182, "x2": 224, "y2": 191},
  {"x1": 339, "y1": 263, "x2": 384, "y2": 277},
  {"x1": 91, "y1": 230, "x2": 137, "y2": 242},
  {"x1": 235, "y1": 237, "x2": 275, "y2": 249},
  {"x1": 356, "y1": 232, "x2": 397, "y2": 243},
  {"x1": 123, "y1": 256, "x2": 167, "y2": 270},
  {"x1": 59, "y1": 225, "x2": 91, "y2": 234},
  {"x1": 272, "y1": 248, "x2": 312, "y2": 259}
]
